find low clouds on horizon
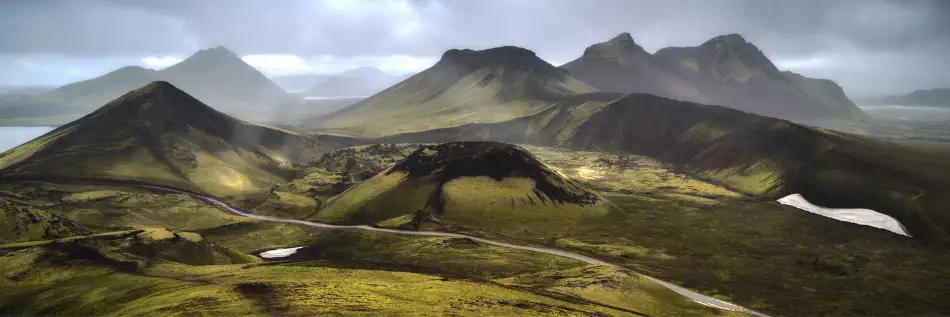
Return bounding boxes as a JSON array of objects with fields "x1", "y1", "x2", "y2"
[{"x1": 1, "y1": 0, "x2": 948, "y2": 97}]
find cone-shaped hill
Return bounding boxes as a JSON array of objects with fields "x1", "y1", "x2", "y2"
[
  {"x1": 311, "y1": 142, "x2": 609, "y2": 235},
  {"x1": 0, "y1": 81, "x2": 356, "y2": 196},
  {"x1": 302, "y1": 46, "x2": 597, "y2": 137},
  {"x1": 159, "y1": 46, "x2": 298, "y2": 112}
]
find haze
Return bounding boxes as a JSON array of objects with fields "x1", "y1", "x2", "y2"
[{"x1": 1, "y1": 0, "x2": 949, "y2": 97}]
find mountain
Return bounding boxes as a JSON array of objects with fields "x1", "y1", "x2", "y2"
[
  {"x1": 873, "y1": 88, "x2": 950, "y2": 107},
  {"x1": 781, "y1": 71, "x2": 867, "y2": 119},
  {"x1": 302, "y1": 46, "x2": 598, "y2": 137},
  {"x1": 653, "y1": 34, "x2": 866, "y2": 123},
  {"x1": 0, "y1": 66, "x2": 160, "y2": 123},
  {"x1": 563, "y1": 33, "x2": 865, "y2": 123},
  {"x1": 561, "y1": 33, "x2": 710, "y2": 103},
  {"x1": 302, "y1": 67, "x2": 405, "y2": 97},
  {"x1": 271, "y1": 74, "x2": 331, "y2": 92},
  {"x1": 312, "y1": 142, "x2": 610, "y2": 233},
  {"x1": 158, "y1": 46, "x2": 298, "y2": 112},
  {"x1": 379, "y1": 93, "x2": 950, "y2": 245},
  {"x1": 0, "y1": 81, "x2": 356, "y2": 196},
  {"x1": 0, "y1": 47, "x2": 300, "y2": 126}
]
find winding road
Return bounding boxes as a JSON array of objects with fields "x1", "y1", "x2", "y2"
[{"x1": 9, "y1": 178, "x2": 769, "y2": 316}]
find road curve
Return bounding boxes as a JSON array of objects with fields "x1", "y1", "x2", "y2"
[{"x1": 7, "y1": 177, "x2": 768, "y2": 317}]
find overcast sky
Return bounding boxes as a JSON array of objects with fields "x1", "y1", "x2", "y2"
[{"x1": 1, "y1": 0, "x2": 948, "y2": 97}]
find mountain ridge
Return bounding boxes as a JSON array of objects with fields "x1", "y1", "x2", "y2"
[
  {"x1": 564, "y1": 32, "x2": 866, "y2": 123},
  {"x1": 303, "y1": 46, "x2": 597, "y2": 137}
]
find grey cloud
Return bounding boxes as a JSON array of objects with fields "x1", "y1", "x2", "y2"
[{"x1": 0, "y1": 0, "x2": 948, "y2": 95}]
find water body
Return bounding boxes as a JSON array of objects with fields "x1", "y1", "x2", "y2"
[
  {"x1": 0, "y1": 126, "x2": 54, "y2": 152},
  {"x1": 778, "y1": 194, "x2": 911, "y2": 237},
  {"x1": 859, "y1": 104, "x2": 950, "y2": 121}
]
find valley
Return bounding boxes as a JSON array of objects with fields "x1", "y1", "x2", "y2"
[{"x1": 2, "y1": 3, "x2": 950, "y2": 315}]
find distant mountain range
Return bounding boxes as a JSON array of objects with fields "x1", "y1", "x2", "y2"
[
  {"x1": 869, "y1": 88, "x2": 950, "y2": 107},
  {"x1": 0, "y1": 47, "x2": 298, "y2": 126},
  {"x1": 270, "y1": 74, "x2": 331, "y2": 92},
  {"x1": 302, "y1": 67, "x2": 408, "y2": 97},
  {"x1": 303, "y1": 33, "x2": 866, "y2": 138},
  {"x1": 1, "y1": 32, "x2": 866, "y2": 129},
  {"x1": 562, "y1": 33, "x2": 866, "y2": 123}
]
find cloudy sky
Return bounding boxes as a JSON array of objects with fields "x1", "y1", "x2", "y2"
[{"x1": 1, "y1": 0, "x2": 948, "y2": 97}]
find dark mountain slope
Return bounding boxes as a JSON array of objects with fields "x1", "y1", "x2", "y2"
[
  {"x1": 561, "y1": 33, "x2": 710, "y2": 103},
  {"x1": 557, "y1": 32, "x2": 867, "y2": 123}
]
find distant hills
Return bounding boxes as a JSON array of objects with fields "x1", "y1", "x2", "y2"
[
  {"x1": 271, "y1": 74, "x2": 330, "y2": 92},
  {"x1": 0, "y1": 47, "x2": 299, "y2": 126},
  {"x1": 0, "y1": 81, "x2": 356, "y2": 196},
  {"x1": 871, "y1": 88, "x2": 950, "y2": 107},
  {"x1": 564, "y1": 33, "x2": 866, "y2": 123},
  {"x1": 303, "y1": 46, "x2": 597, "y2": 137},
  {"x1": 302, "y1": 67, "x2": 408, "y2": 97}
]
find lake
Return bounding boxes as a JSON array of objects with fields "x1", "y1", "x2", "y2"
[{"x1": 0, "y1": 126, "x2": 55, "y2": 152}]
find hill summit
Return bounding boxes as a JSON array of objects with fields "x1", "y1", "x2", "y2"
[
  {"x1": 0, "y1": 81, "x2": 351, "y2": 196},
  {"x1": 313, "y1": 142, "x2": 607, "y2": 233},
  {"x1": 303, "y1": 46, "x2": 596, "y2": 137}
]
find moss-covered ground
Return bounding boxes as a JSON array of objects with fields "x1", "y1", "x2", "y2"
[{"x1": 295, "y1": 143, "x2": 950, "y2": 316}]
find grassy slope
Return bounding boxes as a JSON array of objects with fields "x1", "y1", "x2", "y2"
[
  {"x1": 567, "y1": 94, "x2": 950, "y2": 244},
  {"x1": 312, "y1": 142, "x2": 610, "y2": 236},
  {"x1": 304, "y1": 46, "x2": 597, "y2": 138},
  {"x1": 0, "y1": 82, "x2": 356, "y2": 196},
  {"x1": 0, "y1": 182, "x2": 734, "y2": 316},
  {"x1": 295, "y1": 142, "x2": 950, "y2": 316}
]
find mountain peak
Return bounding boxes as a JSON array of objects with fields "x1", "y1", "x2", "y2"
[
  {"x1": 697, "y1": 33, "x2": 783, "y2": 79},
  {"x1": 193, "y1": 46, "x2": 239, "y2": 58},
  {"x1": 582, "y1": 32, "x2": 645, "y2": 58},
  {"x1": 441, "y1": 46, "x2": 539, "y2": 62},
  {"x1": 91, "y1": 81, "x2": 214, "y2": 121},
  {"x1": 608, "y1": 32, "x2": 635, "y2": 45},
  {"x1": 389, "y1": 142, "x2": 598, "y2": 204},
  {"x1": 438, "y1": 46, "x2": 566, "y2": 78},
  {"x1": 703, "y1": 33, "x2": 748, "y2": 46},
  {"x1": 172, "y1": 46, "x2": 243, "y2": 67}
]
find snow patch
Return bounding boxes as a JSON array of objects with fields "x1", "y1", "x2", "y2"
[
  {"x1": 259, "y1": 247, "x2": 305, "y2": 258},
  {"x1": 778, "y1": 194, "x2": 911, "y2": 237}
]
